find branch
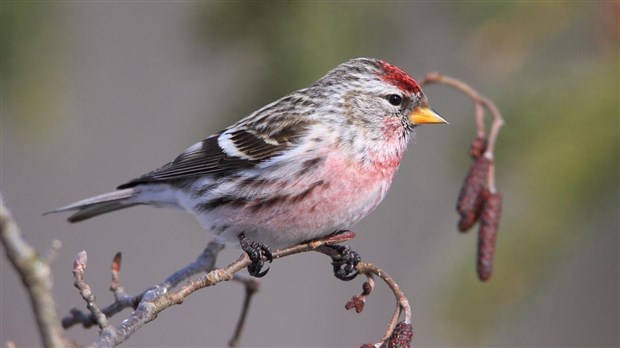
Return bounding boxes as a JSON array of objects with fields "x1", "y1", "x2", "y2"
[
  {"x1": 420, "y1": 73, "x2": 504, "y2": 192},
  {"x1": 62, "y1": 241, "x2": 224, "y2": 329},
  {"x1": 63, "y1": 230, "x2": 412, "y2": 348},
  {"x1": 80, "y1": 232, "x2": 355, "y2": 347},
  {"x1": 0, "y1": 195, "x2": 73, "y2": 348},
  {"x1": 420, "y1": 73, "x2": 505, "y2": 282},
  {"x1": 73, "y1": 251, "x2": 109, "y2": 330},
  {"x1": 228, "y1": 275, "x2": 261, "y2": 348},
  {"x1": 317, "y1": 246, "x2": 413, "y2": 348}
]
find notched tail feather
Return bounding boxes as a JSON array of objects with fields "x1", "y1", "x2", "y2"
[
  {"x1": 44, "y1": 188, "x2": 137, "y2": 223},
  {"x1": 66, "y1": 202, "x2": 140, "y2": 223}
]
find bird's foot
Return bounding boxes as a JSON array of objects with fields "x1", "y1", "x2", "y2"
[
  {"x1": 326, "y1": 244, "x2": 361, "y2": 281},
  {"x1": 238, "y1": 233, "x2": 273, "y2": 278}
]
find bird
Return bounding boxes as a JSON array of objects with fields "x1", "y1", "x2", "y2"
[{"x1": 47, "y1": 57, "x2": 447, "y2": 277}]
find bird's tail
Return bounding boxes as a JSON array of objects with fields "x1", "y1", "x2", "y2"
[{"x1": 44, "y1": 188, "x2": 138, "y2": 223}]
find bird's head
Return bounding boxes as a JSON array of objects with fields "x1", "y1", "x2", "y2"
[{"x1": 314, "y1": 58, "x2": 447, "y2": 137}]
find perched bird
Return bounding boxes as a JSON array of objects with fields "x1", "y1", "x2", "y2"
[{"x1": 47, "y1": 57, "x2": 446, "y2": 277}]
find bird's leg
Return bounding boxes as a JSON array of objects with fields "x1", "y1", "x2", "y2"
[
  {"x1": 320, "y1": 231, "x2": 361, "y2": 281},
  {"x1": 237, "y1": 233, "x2": 273, "y2": 278}
]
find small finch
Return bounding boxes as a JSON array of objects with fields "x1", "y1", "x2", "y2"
[{"x1": 48, "y1": 58, "x2": 446, "y2": 276}]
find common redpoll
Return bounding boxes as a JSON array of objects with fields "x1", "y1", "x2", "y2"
[{"x1": 48, "y1": 58, "x2": 446, "y2": 277}]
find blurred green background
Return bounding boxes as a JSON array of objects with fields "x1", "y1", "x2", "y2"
[{"x1": 1, "y1": 2, "x2": 618, "y2": 347}]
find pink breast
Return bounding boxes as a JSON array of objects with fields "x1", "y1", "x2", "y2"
[{"x1": 257, "y1": 151, "x2": 399, "y2": 237}]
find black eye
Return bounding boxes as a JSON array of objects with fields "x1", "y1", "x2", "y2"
[{"x1": 388, "y1": 94, "x2": 402, "y2": 106}]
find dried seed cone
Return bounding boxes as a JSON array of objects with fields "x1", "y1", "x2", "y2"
[
  {"x1": 112, "y1": 252, "x2": 122, "y2": 272},
  {"x1": 456, "y1": 157, "x2": 491, "y2": 219},
  {"x1": 458, "y1": 189, "x2": 490, "y2": 232},
  {"x1": 388, "y1": 321, "x2": 413, "y2": 348},
  {"x1": 458, "y1": 212, "x2": 478, "y2": 232},
  {"x1": 470, "y1": 136, "x2": 488, "y2": 159},
  {"x1": 345, "y1": 295, "x2": 365, "y2": 313},
  {"x1": 477, "y1": 192, "x2": 502, "y2": 282}
]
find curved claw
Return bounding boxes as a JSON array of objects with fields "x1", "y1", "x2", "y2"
[
  {"x1": 328, "y1": 245, "x2": 361, "y2": 281},
  {"x1": 253, "y1": 266, "x2": 270, "y2": 278},
  {"x1": 333, "y1": 266, "x2": 358, "y2": 281},
  {"x1": 238, "y1": 233, "x2": 273, "y2": 278},
  {"x1": 248, "y1": 257, "x2": 270, "y2": 277}
]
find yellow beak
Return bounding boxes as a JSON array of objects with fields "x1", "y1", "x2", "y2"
[{"x1": 408, "y1": 106, "x2": 448, "y2": 125}]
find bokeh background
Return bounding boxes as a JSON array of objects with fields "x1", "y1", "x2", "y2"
[{"x1": 1, "y1": 2, "x2": 618, "y2": 347}]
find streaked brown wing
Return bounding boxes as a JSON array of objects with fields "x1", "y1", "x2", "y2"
[{"x1": 117, "y1": 119, "x2": 313, "y2": 188}]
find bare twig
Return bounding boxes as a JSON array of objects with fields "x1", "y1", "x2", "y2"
[
  {"x1": 157, "y1": 241, "x2": 225, "y2": 291},
  {"x1": 420, "y1": 72, "x2": 505, "y2": 193},
  {"x1": 62, "y1": 241, "x2": 225, "y2": 329},
  {"x1": 72, "y1": 251, "x2": 109, "y2": 330},
  {"x1": 357, "y1": 262, "x2": 411, "y2": 347},
  {"x1": 87, "y1": 232, "x2": 357, "y2": 347},
  {"x1": 312, "y1": 244, "x2": 412, "y2": 347},
  {"x1": 66, "y1": 229, "x2": 407, "y2": 347},
  {"x1": 228, "y1": 275, "x2": 261, "y2": 348},
  {"x1": 0, "y1": 195, "x2": 72, "y2": 348}
]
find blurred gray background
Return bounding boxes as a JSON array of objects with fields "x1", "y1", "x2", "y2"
[{"x1": 1, "y1": 2, "x2": 618, "y2": 347}]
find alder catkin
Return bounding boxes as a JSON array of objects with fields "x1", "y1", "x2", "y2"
[
  {"x1": 457, "y1": 189, "x2": 490, "y2": 232},
  {"x1": 456, "y1": 157, "x2": 491, "y2": 219},
  {"x1": 470, "y1": 136, "x2": 488, "y2": 159},
  {"x1": 477, "y1": 192, "x2": 502, "y2": 282},
  {"x1": 388, "y1": 321, "x2": 413, "y2": 348}
]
